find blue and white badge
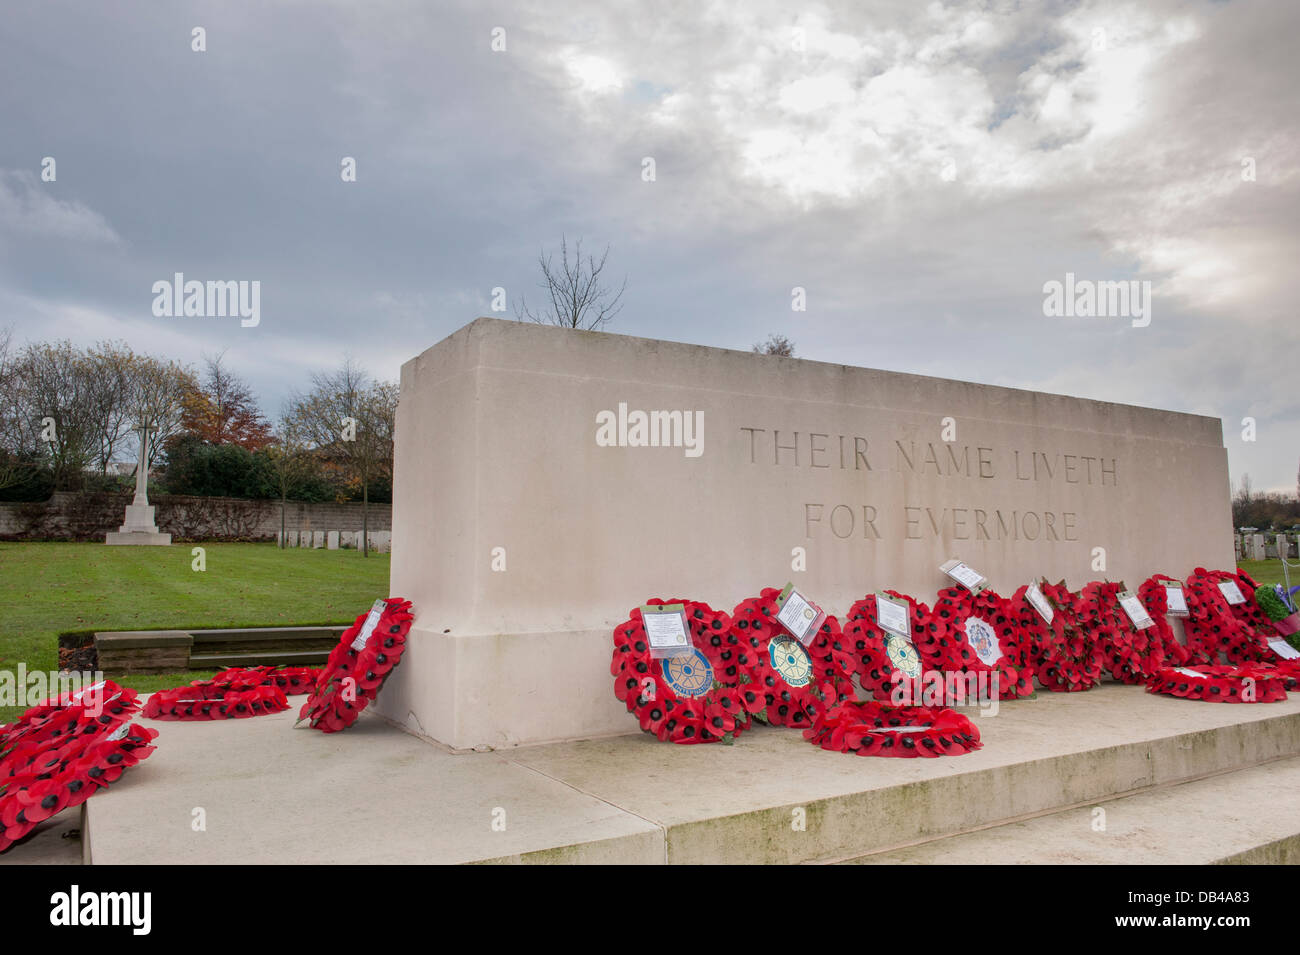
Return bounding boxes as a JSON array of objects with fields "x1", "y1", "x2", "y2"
[
  {"x1": 885, "y1": 635, "x2": 922, "y2": 679},
  {"x1": 964, "y1": 617, "x2": 1002, "y2": 666},
  {"x1": 661, "y1": 647, "x2": 714, "y2": 698},
  {"x1": 769, "y1": 635, "x2": 812, "y2": 687}
]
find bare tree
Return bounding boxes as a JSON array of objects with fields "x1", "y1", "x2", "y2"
[
  {"x1": 1237, "y1": 473, "x2": 1254, "y2": 505},
  {"x1": 513, "y1": 235, "x2": 627, "y2": 330},
  {"x1": 130, "y1": 355, "x2": 196, "y2": 471},
  {"x1": 0, "y1": 326, "x2": 30, "y2": 493},
  {"x1": 286, "y1": 359, "x2": 397, "y2": 557},
  {"x1": 752, "y1": 334, "x2": 796, "y2": 357},
  {"x1": 84, "y1": 341, "x2": 138, "y2": 476},
  {"x1": 265, "y1": 411, "x2": 317, "y2": 548},
  {"x1": 12, "y1": 341, "x2": 99, "y2": 490}
]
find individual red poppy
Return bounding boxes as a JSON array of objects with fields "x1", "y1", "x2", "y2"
[{"x1": 15, "y1": 779, "x2": 70, "y2": 824}]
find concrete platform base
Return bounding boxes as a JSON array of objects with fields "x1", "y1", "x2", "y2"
[
  {"x1": 78, "y1": 684, "x2": 1300, "y2": 865},
  {"x1": 105, "y1": 532, "x2": 172, "y2": 546}
]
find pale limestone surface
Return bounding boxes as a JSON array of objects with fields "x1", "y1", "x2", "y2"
[
  {"x1": 377, "y1": 319, "x2": 1235, "y2": 750},
  {"x1": 81, "y1": 684, "x2": 1300, "y2": 865},
  {"x1": 846, "y1": 756, "x2": 1300, "y2": 865}
]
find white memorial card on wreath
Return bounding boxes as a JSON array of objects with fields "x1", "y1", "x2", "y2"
[
  {"x1": 350, "y1": 598, "x2": 390, "y2": 650},
  {"x1": 1268, "y1": 639, "x2": 1300, "y2": 661},
  {"x1": 1026, "y1": 581, "x2": 1054, "y2": 624},
  {"x1": 1163, "y1": 581, "x2": 1189, "y2": 617},
  {"x1": 1118, "y1": 590, "x2": 1155, "y2": 630},
  {"x1": 640, "y1": 603, "x2": 692, "y2": 659},
  {"x1": 940, "y1": 559, "x2": 987, "y2": 594},
  {"x1": 1217, "y1": 580, "x2": 1246, "y2": 605},
  {"x1": 875, "y1": 593, "x2": 912, "y2": 640},
  {"x1": 776, "y1": 583, "x2": 826, "y2": 646}
]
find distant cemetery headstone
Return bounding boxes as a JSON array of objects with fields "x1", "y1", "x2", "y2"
[{"x1": 376, "y1": 319, "x2": 1235, "y2": 749}]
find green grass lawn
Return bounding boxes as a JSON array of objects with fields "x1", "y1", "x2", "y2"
[
  {"x1": 0, "y1": 542, "x2": 390, "y2": 723},
  {"x1": 1238, "y1": 558, "x2": 1299, "y2": 589}
]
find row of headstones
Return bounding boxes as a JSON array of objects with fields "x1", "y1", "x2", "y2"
[
  {"x1": 277, "y1": 530, "x2": 392, "y2": 552},
  {"x1": 1235, "y1": 533, "x2": 1298, "y2": 561}
]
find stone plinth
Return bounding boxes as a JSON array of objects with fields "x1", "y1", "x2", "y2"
[
  {"x1": 105, "y1": 504, "x2": 171, "y2": 546},
  {"x1": 376, "y1": 318, "x2": 1235, "y2": 750}
]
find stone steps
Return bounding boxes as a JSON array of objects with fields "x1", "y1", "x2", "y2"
[
  {"x1": 841, "y1": 756, "x2": 1300, "y2": 865},
  {"x1": 188, "y1": 648, "x2": 331, "y2": 669},
  {"x1": 95, "y1": 625, "x2": 345, "y2": 674},
  {"x1": 82, "y1": 684, "x2": 1300, "y2": 865}
]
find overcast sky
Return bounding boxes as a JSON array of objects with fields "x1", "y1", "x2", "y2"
[{"x1": 1, "y1": 0, "x2": 1296, "y2": 492}]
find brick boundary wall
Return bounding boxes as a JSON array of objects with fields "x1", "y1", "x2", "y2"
[{"x1": 0, "y1": 491, "x2": 392, "y2": 542}]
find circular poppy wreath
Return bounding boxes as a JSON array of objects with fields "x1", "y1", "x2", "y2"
[
  {"x1": 143, "y1": 673, "x2": 289, "y2": 722},
  {"x1": 1034, "y1": 581, "x2": 1106, "y2": 692},
  {"x1": 1257, "y1": 659, "x2": 1300, "y2": 691},
  {"x1": 1184, "y1": 568, "x2": 1274, "y2": 664},
  {"x1": 1, "y1": 681, "x2": 157, "y2": 854},
  {"x1": 611, "y1": 599, "x2": 754, "y2": 744},
  {"x1": 2, "y1": 682, "x2": 142, "y2": 752},
  {"x1": 841, "y1": 590, "x2": 931, "y2": 701},
  {"x1": 727, "y1": 588, "x2": 854, "y2": 728},
  {"x1": 802, "y1": 687, "x2": 982, "y2": 758},
  {"x1": 251, "y1": 666, "x2": 322, "y2": 696},
  {"x1": 1135, "y1": 574, "x2": 1195, "y2": 667},
  {"x1": 298, "y1": 597, "x2": 413, "y2": 734},
  {"x1": 921, "y1": 587, "x2": 1034, "y2": 701},
  {"x1": 1009, "y1": 583, "x2": 1052, "y2": 673},
  {"x1": 1094, "y1": 581, "x2": 1167, "y2": 685},
  {"x1": 1145, "y1": 663, "x2": 1288, "y2": 704}
]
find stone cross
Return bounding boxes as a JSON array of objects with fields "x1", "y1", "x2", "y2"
[
  {"x1": 131, "y1": 422, "x2": 153, "y2": 506},
  {"x1": 106, "y1": 420, "x2": 170, "y2": 545}
]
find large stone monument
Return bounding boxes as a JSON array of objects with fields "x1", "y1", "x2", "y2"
[
  {"x1": 377, "y1": 318, "x2": 1235, "y2": 749},
  {"x1": 105, "y1": 423, "x2": 171, "y2": 546}
]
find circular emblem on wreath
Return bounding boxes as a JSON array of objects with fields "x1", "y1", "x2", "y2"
[
  {"x1": 662, "y1": 647, "x2": 714, "y2": 698},
  {"x1": 769, "y1": 635, "x2": 812, "y2": 687},
  {"x1": 885, "y1": 635, "x2": 923, "y2": 679},
  {"x1": 964, "y1": 618, "x2": 1002, "y2": 666}
]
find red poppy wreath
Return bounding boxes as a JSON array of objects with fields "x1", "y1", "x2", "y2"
[
  {"x1": 1, "y1": 681, "x2": 157, "y2": 853},
  {"x1": 922, "y1": 587, "x2": 1035, "y2": 701},
  {"x1": 298, "y1": 597, "x2": 413, "y2": 733},
  {"x1": 841, "y1": 590, "x2": 931, "y2": 701},
  {"x1": 1184, "y1": 568, "x2": 1274, "y2": 664},
  {"x1": 1145, "y1": 663, "x2": 1288, "y2": 703},
  {"x1": 1094, "y1": 581, "x2": 1167, "y2": 684},
  {"x1": 802, "y1": 686, "x2": 982, "y2": 758},
  {"x1": 727, "y1": 588, "x2": 854, "y2": 728},
  {"x1": 254, "y1": 666, "x2": 322, "y2": 696},
  {"x1": 1034, "y1": 581, "x2": 1106, "y2": 692},
  {"x1": 144, "y1": 668, "x2": 290, "y2": 722},
  {"x1": 611, "y1": 599, "x2": 756, "y2": 744},
  {"x1": 1136, "y1": 575, "x2": 1196, "y2": 667}
]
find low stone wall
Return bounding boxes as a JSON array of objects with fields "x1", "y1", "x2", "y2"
[{"x1": 0, "y1": 491, "x2": 392, "y2": 542}]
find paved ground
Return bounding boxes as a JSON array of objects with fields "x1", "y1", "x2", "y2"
[{"x1": 3, "y1": 683, "x2": 1295, "y2": 864}]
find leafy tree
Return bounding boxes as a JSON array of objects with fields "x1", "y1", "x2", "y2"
[{"x1": 180, "y1": 352, "x2": 273, "y2": 450}]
